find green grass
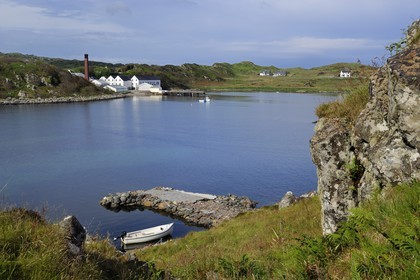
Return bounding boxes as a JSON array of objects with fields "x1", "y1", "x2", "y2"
[
  {"x1": 137, "y1": 197, "x2": 323, "y2": 279},
  {"x1": 195, "y1": 63, "x2": 374, "y2": 93},
  {"x1": 137, "y1": 183, "x2": 419, "y2": 279},
  {"x1": 315, "y1": 83, "x2": 370, "y2": 126},
  {"x1": 1, "y1": 182, "x2": 418, "y2": 279},
  {"x1": 0, "y1": 208, "x2": 158, "y2": 279}
]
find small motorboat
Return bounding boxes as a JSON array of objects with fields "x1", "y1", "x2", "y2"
[
  {"x1": 199, "y1": 96, "x2": 211, "y2": 103},
  {"x1": 115, "y1": 223, "x2": 174, "y2": 245}
]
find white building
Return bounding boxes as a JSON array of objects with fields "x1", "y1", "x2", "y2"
[
  {"x1": 273, "y1": 71, "x2": 288, "y2": 77},
  {"x1": 259, "y1": 70, "x2": 271, "y2": 76},
  {"x1": 106, "y1": 75, "x2": 116, "y2": 85},
  {"x1": 340, "y1": 69, "x2": 351, "y2": 78},
  {"x1": 131, "y1": 75, "x2": 161, "y2": 89},
  {"x1": 114, "y1": 75, "x2": 132, "y2": 88},
  {"x1": 137, "y1": 82, "x2": 163, "y2": 93}
]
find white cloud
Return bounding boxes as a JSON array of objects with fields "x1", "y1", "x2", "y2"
[
  {"x1": 222, "y1": 37, "x2": 383, "y2": 56},
  {"x1": 0, "y1": 0, "x2": 127, "y2": 33}
]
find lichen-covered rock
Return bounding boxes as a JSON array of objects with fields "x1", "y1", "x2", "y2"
[
  {"x1": 277, "y1": 191, "x2": 297, "y2": 209},
  {"x1": 310, "y1": 118, "x2": 356, "y2": 234},
  {"x1": 310, "y1": 20, "x2": 420, "y2": 235},
  {"x1": 59, "y1": 215, "x2": 86, "y2": 256}
]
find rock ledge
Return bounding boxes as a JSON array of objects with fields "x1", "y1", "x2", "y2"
[{"x1": 100, "y1": 187, "x2": 257, "y2": 227}]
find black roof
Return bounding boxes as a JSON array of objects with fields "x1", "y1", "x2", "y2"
[
  {"x1": 132, "y1": 75, "x2": 160, "y2": 80},
  {"x1": 117, "y1": 75, "x2": 132, "y2": 81}
]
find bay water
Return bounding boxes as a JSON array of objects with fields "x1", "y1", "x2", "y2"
[{"x1": 0, "y1": 92, "x2": 336, "y2": 239}]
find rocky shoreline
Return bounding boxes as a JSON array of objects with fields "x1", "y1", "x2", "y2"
[
  {"x1": 0, "y1": 94, "x2": 129, "y2": 105},
  {"x1": 100, "y1": 187, "x2": 257, "y2": 228}
]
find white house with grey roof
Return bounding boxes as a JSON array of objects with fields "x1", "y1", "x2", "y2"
[
  {"x1": 340, "y1": 69, "x2": 351, "y2": 78},
  {"x1": 131, "y1": 75, "x2": 161, "y2": 89}
]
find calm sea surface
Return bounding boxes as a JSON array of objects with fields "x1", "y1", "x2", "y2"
[{"x1": 0, "y1": 92, "x2": 336, "y2": 239}]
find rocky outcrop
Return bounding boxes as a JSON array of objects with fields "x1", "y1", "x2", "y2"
[
  {"x1": 59, "y1": 215, "x2": 86, "y2": 256},
  {"x1": 100, "y1": 187, "x2": 257, "y2": 228},
  {"x1": 311, "y1": 20, "x2": 420, "y2": 235},
  {"x1": 277, "y1": 190, "x2": 317, "y2": 209}
]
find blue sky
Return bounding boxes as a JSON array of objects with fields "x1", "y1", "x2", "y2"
[{"x1": 0, "y1": 0, "x2": 418, "y2": 68}]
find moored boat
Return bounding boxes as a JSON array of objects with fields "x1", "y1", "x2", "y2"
[
  {"x1": 199, "y1": 96, "x2": 211, "y2": 103},
  {"x1": 116, "y1": 223, "x2": 174, "y2": 245}
]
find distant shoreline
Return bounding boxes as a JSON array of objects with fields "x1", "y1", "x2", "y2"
[{"x1": 0, "y1": 93, "x2": 131, "y2": 105}]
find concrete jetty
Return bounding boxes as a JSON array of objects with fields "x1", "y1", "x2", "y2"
[
  {"x1": 99, "y1": 187, "x2": 257, "y2": 227},
  {"x1": 162, "y1": 90, "x2": 206, "y2": 97}
]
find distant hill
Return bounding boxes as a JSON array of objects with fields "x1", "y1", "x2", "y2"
[{"x1": 0, "y1": 52, "x2": 376, "y2": 95}]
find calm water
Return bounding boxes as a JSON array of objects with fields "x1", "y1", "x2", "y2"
[{"x1": 0, "y1": 92, "x2": 336, "y2": 239}]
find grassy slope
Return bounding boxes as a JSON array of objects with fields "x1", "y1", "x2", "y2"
[
  {"x1": 193, "y1": 62, "x2": 374, "y2": 93},
  {"x1": 137, "y1": 183, "x2": 419, "y2": 279},
  {"x1": 0, "y1": 55, "x2": 110, "y2": 99},
  {"x1": 138, "y1": 198, "x2": 321, "y2": 279},
  {"x1": 1, "y1": 182, "x2": 418, "y2": 279}
]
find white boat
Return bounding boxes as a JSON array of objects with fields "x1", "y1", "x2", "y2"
[
  {"x1": 199, "y1": 96, "x2": 211, "y2": 103},
  {"x1": 118, "y1": 223, "x2": 174, "y2": 245}
]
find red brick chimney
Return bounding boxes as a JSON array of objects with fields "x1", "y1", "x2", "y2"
[{"x1": 84, "y1": 54, "x2": 89, "y2": 80}]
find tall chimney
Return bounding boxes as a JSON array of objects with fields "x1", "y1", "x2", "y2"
[{"x1": 84, "y1": 54, "x2": 89, "y2": 80}]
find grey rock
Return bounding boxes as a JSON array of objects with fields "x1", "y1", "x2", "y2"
[
  {"x1": 278, "y1": 191, "x2": 297, "y2": 209},
  {"x1": 59, "y1": 215, "x2": 86, "y2": 256},
  {"x1": 310, "y1": 20, "x2": 420, "y2": 235}
]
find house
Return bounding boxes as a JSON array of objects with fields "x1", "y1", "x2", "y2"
[
  {"x1": 114, "y1": 75, "x2": 133, "y2": 88},
  {"x1": 106, "y1": 75, "x2": 117, "y2": 85},
  {"x1": 259, "y1": 70, "x2": 271, "y2": 76},
  {"x1": 273, "y1": 71, "x2": 288, "y2": 77},
  {"x1": 131, "y1": 75, "x2": 161, "y2": 89},
  {"x1": 340, "y1": 69, "x2": 351, "y2": 78}
]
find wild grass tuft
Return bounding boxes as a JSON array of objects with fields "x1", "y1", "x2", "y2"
[
  {"x1": 315, "y1": 84, "x2": 370, "y2": 126},
  {"x1": 0, "y1": 208, "x2": 161, "y2": 279}
]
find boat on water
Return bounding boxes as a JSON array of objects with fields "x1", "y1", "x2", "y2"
[
  {"x1": 199, "y1": 96, "x2": 211, "y2": 103},
  {"x1": 115, "y1": 223, "x2": 174, "y2": 245}
]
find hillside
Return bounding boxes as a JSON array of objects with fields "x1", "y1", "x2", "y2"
[
  {"x1": 0, "y1": 54, "x2": 109, "y2": 99},
  {"x1": 0, "y1": 52, "x2": 375, "y2": 94}
]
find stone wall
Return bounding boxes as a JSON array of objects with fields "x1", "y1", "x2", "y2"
[{"x1": 310, "y1": 20, "x2": 420, "y2": 235}]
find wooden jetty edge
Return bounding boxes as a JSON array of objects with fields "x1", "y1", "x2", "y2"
[
  {"x1": 162, "y1": 90, "x2": 206, "y2": 97},
  {"x1": 99, "y1": 187, "x2": 257, "y2": 228}
]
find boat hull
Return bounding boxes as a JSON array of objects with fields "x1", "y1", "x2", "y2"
[{"x1": 121, "y1": 223, "x2": 174, "y2": 245}]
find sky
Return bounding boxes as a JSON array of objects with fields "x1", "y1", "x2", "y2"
[{"x1": 0, "y1": 0, "x2": 418, "y2": 68}]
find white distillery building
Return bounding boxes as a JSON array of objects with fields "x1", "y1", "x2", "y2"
[
  {"x1": 114, "y1": 75, "x2": 133, "y2": 88},
  {"x1": 131, "y1": 76, "x2": 161, "y2": 89}
]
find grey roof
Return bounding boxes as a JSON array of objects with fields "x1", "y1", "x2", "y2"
[{"x1": 133, "y1": 75, "x2": 160, "y2": 80}]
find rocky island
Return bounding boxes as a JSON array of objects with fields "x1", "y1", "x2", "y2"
[{"x1": 99, "y1": 187, "x2": 257, "y2": 227}]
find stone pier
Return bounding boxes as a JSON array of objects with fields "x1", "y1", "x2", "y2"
[{"x1": 99, "y1": 187, "x2": 257, "y2": 227}]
